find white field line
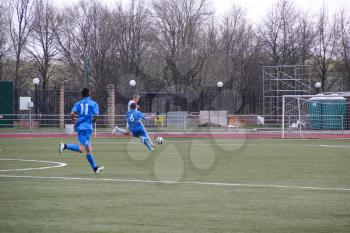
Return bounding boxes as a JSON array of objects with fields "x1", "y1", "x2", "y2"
[
  {"x1": 114, "y1": 138, "x2": 350, "y2": 141},
  {"x1": 0, "y1": 174, "x2": 349, "y2": 192},
  {"x1": 96, "y1": 141, "x2": 249, "y2": 146},
  {"x1": 94, "y1": 141, "x2": 329, "y2": 148},
  {"x1": 319, "y1": 145, "x2": 350, "y2": 149},
  {"x1": 0, "y1": 158, "x2": 67, "y2": 172}
]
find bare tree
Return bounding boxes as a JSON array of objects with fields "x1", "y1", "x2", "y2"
[
  {"x1": 311, "y1": 6, "x2": 338, "y2": 91},
  {"x1": 220, "y1": 5, "x2": 246, "y2": 88},
  {"x1": 293, "y1": 12, "x2": 315, "y2": 65},
  {"x1": 9, "y1": 0, "x2": 34, "y2": 92},
  {"x1": 200, "y1": 16, "x2": 220, "y2": 86},
  {"x1": 258, "y1": 0, "x2": 299, "y2": 65},
  {"x1": 338, "y1": 10, "x2": 350, "y2": 90},
  {"x1": 53, "y1": 0, "x2": 121, "y2": 91},
  {"x1": 26, "y1": 0, "x2": 58, "y2": 90},
  {"x1": 1, "y1": 0, "x2": 347, "y2": 114},
  {"x1": 111, "y1": 0, "x2": 152, "y2": 91},
  {"x1": 151, "y1": 0, "x2": 212, "y2": 92},
  {"x1": 219, "y1": 5, "x2": 263, "y2": 113},
  {"x1": 0, "y1": 1, "x2": 10, "y2": 80},
  {"x1": 86, "y1": 1, "x2": 115, "y2": 90},
  {"x1": 52, "y1": 0, "x2": 93, "y2": 86}
]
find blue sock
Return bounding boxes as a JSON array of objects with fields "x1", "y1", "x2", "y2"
[
  {"x1": 66, "y1": 144, "x2": 81, "y2": 152},
  {"x1": 146, "y1": 134, "x2": 153, "y2": 145},
  {"x1": 142, "y1": 136, "x2": 153, "y2": 151},
  {"x1": 86, "y1": 154, "x2": 97, "y2": 171}
]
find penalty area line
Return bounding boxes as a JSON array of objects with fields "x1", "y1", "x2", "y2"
[{"x1": 0, "y1": 174, "x2": 349, "y2": 192}]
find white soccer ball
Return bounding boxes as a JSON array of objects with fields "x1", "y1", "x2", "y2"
[{"x1": 156, "y1": 137, "x2": 164, "y2": 144}]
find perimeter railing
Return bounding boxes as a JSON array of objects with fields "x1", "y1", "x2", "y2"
[
  {"x1": 0, "y1": 113, "x2": 282, "y2": 134},
  {"x1": 0, "y1": 113, "x2": 348, "y2": 135}
]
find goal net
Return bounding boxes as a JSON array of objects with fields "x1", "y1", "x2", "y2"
[{"x1": 282, "y1": 94, "x2": 350, "y2": 138}]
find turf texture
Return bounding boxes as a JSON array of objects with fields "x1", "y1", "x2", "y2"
[{"x1": 0, "y1": 137, "x2": 349, "y2": 233}]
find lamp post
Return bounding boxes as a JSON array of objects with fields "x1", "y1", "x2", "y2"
[
  {"x1": 83, "y1": 47, "x2": 88, "y2": 87},
  {"x1": 315, "y1": 82, "x2": 321, "y2": 94},
  {"x1": 217, "y1": 81, "x2": 223, "y2": 110},
  {"x1": 33, "y1": 77, "x2": 40, "y2": 114},
  {"x1": 129, "y1": 79, "x2": 136, "y2": 99}
]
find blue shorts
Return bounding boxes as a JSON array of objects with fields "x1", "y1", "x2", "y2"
[
  {"x1": 77, "y1": 129, "x2": 92, "y2": 146},
  {"x1": 130, "y1": 127, "x2": 147, "y2": 138}
]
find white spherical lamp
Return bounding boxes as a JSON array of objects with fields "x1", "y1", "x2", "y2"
[
  {"x1": 217, "y1": 81, "x2": 223, "y2": 88},
  {"x1": 33, "y1": 77, "x2": 40, "y2": 85},
  {"x1": 129, "y1": 79, "x2": 136, "y2": 87},
  {"x1": 315, "y1": 82, "x2": 321, "y2": 89}
]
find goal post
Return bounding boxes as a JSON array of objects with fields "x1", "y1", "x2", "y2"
[{"x1": 282, "y1": 94, "x2": 349, "y2": 138}]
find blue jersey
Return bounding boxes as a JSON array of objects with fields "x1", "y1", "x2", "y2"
[
  {"x1": 71, "y1": 97, "x2": 99, "y2": 131},
  {"x1": 127, "y1": 109, "x2": 145, "y2": 131}
]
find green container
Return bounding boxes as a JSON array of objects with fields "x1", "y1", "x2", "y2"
[
  {"x1": 308, "y1": 95, "x2": 347, "y2": 130},
  {"x1": 0, "y1": 81, "x2": 14, "y2": 127},
  {"x1": 308, "y1": 100, "x2": 322, "y2": 129},
  {"x1": 323, "y1": 98, "x2": 346, "y2": 129}
]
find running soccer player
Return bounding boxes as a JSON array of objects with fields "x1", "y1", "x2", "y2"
[
  {"x1": 59, "y1": 88, "x2": 104, "y2": 174},
  {"x1": 127, "y1": 102, "x2": 154, "y2": 151}
]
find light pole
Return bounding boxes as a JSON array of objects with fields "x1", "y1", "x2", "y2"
[
  {"x1": 129, "y1": 79, "x2": 136, "y2": 99},
  {"x1": 315, "y1": 82, "x2": 321, "y2": 94},
  {"x1": 83, "y1": 47, "x2": 88, "y2": 87},
  {"x1": 31, "y1": 77, "x2": 40, "y2": 133},
  {"x1": 33, "y1": 77, "x2": 40, "y2": 114},
  {"x1": 217, "y1": 81, "x2": 223, "y2": 110}
]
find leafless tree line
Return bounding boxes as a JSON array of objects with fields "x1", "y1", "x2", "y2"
[{"x1": 0, "y1": 0, "x2": 349, "y2": 113}]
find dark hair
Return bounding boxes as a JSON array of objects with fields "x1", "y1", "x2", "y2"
[
  {"x1": 130, "y1": 103, "x2": 137, "y2": 110},
  {"x1": 82, "y1": 88, "x2": 90, "y2": 97}
]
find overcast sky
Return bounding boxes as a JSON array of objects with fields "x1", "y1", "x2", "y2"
[{"x1": 53, "y1": 0, "x2": 349, "y2": 23}]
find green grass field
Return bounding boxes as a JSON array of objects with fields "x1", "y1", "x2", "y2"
[{"x1": 0, "y1": 137, "x2": 350, "y2": 233}]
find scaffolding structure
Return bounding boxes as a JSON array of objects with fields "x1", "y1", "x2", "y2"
[{"x1": 263, "y1": 65, "x2": 311, "y2": 116}]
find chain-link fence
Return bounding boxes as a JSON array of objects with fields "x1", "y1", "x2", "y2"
[
  {"x1": 11, "y1": 87, "x2": 263, "y2": 121},
  {"x1": 0, "y1": 113, "x2": 281, "y2": 134}
]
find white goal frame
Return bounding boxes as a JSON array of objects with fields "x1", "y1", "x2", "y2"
[{"x1": 282, "y1": 94, "x2": 350, "y2": 138}]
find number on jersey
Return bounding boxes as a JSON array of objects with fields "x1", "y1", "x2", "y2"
[{"x1": 80, "y1": 103, "x2": 89, "y2": 115}]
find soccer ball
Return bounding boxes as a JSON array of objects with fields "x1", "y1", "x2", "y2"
[{"x1": 156, "y1": 137, "x2": 164, "y2": 144}]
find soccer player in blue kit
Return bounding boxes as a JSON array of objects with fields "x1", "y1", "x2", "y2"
[
  {"x1": 59, "y1": 88, "x2": 104, "y2": 174},
  {"x1": 127, "y1": 102, "x2": 154, "y2": 151}
]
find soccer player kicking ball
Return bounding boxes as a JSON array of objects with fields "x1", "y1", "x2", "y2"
[
  {"x1": 112, "y1": 93, "x2": 156, "y2": 147},
  {"x1": 59, "y1": 88, "x2": 104, "y2": 174},
  {"x1": 127, "y1": 102, "x2": 154, "y2": 151},
  {"x1": 112, "y1": 94, "x2": 140, "y2": 136}
]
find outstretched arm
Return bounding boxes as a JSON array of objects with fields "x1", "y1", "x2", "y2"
[
  {"x1": 71, "y1": 112, "x2": 76, "y2": 124},
  {"x1": 93, "y1": 103, "x2": 99, "y2": 124},
  {"x1": 92, "y1": 115, "x2": 98, "y2": 123}
]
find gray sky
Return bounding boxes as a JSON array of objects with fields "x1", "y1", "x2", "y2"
[
  {"x1": 215, "y1": 0, "x2": 349, "y2": 21},
  {"x1": 53, "y1": 0, "x2": 349, "y2": 22}
]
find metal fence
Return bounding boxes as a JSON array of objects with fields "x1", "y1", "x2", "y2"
[
  {"x1": 0, "y1": 113, "x2": 281, "y2": 133},
  {"x1": 16, "y1": 89, "x2": 60, "y2": 115},
  {"x1": 13, "y1": 87, "x2": 263, "y2": 116},
  {"x1": 15, "y1": 88, "x2": 109, "y2": 115},
  {"x1": 2, "y1": 113, "x2": 349, "y2": 136},
  {"x1": 65, "y1": 91, "x2": 109, "y2": 114}
]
